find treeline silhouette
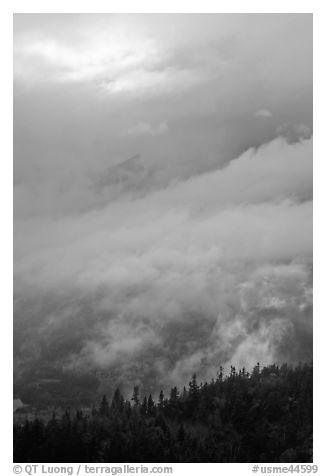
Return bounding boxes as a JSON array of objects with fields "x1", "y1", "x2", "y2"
[{"x1": 14, "y1": 362, "x2": 312, "y2": 463}]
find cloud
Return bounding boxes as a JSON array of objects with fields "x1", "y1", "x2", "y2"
[
  {"x1": 123, "y1": 121, "x2": 168, "y2": 137},
  {"x1": 101, "y1": 67, "x2": 203, "y2": 97},
  {"x1": 14, "y1": 23, "x2": 161, "y2": 85},
  {"x1": 14, "y1": 136, "x2": 312, "y2": 395},
  {"x1": 276, "y1": 123, "x2": 312, "y2": 143},
  {"x1": 13, "y1": 14, "x2": 312, "y2": 219},
  {"x1": 255, "y1": 109, "x2": 272, "y2": 118}
]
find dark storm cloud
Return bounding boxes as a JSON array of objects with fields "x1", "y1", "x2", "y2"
[{"x1": 13, "y1": 14, "x2": 312, "y2": 396}]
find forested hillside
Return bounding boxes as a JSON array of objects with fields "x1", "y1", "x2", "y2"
[{"x1": 14, "y1": 362, "x2": 312, "y2": 463}]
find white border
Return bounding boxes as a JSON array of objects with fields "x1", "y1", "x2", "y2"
[{"x1": 2, "y1": 3, "x2": 323, "y2": 474}]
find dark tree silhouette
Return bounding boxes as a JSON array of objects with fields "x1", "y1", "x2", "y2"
[{"x1": 14, "y1": 362, "x2": 313, "y2": 463}]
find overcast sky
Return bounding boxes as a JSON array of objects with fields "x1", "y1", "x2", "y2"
[{"x1": 14, "y1": 14, "x2": 312, "y2": 395}]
